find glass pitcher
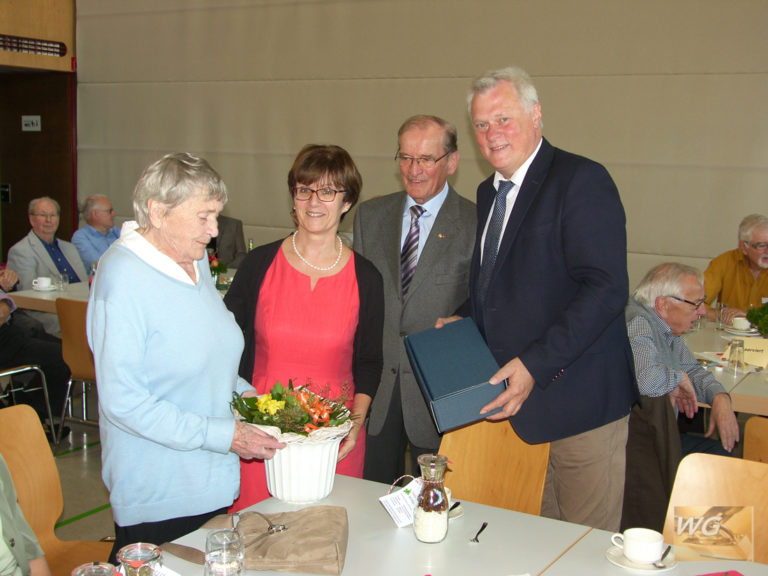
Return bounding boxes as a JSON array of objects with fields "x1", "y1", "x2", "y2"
[{"x1": 413, "y1": 453, "x2": 449, "y2": 543}]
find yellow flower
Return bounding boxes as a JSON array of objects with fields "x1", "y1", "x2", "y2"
[{"x1": 256, "y1": 394, "x2": 285, "y2": 416}]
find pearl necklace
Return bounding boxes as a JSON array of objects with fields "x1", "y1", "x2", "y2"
[{"x1": 292, "y1": 231, "x2": 343, "y2": 271}]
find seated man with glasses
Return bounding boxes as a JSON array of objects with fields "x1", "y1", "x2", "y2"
[
  {"x1": 704, "y1": 213, "x2": 768, "y2": 324},
  {"x1": 72, "y1": 194, "x2": 120, "y2": 271},
  {"x1": 7, "y1": 197, "x2": 87, "y2": 336},
  {"x1": 621, "y1": 262, "x2": 739, "y2": 532}
]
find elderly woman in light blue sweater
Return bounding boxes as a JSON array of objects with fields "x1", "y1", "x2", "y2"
[{"x1": 88, "y1": 152, "x2": 284, "y2": 563}]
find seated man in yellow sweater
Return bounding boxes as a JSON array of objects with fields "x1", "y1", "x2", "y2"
[{"x1": 704, "y1": 213, "x2": 768, "y2": 324}]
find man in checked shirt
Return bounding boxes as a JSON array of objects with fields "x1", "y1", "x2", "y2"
[{"x1": 620, "y1": 262, "x2": 739, "y2": 531}]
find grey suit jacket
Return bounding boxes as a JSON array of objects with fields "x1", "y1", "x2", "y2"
[
  {"x1": 353, "y1": 187, "x2": 476, "y2": 447},
  {"x1": 7, "y1": 230, "x2": 88, "y2": 335},
  {"x1": 215, "y1": 215, "x2": 247, "y2": 268},
  {"x1": 7, "y1": 230, "x2": 87, "y2": 290}
]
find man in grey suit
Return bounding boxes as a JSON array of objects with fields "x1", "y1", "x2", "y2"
[
  {"x1": 208, "y1": 214, "x2": 247, "y2": 268},
  {"x1": 7, "y1": 196, "x2": 87, "y2": 335},
  {"x1": 353, "y1": 115, "x2": 476, "y2": 483}
]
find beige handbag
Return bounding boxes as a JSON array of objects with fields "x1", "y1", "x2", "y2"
[{"x1": 168, "y1": 506, "x2": 349, "y2": 575}]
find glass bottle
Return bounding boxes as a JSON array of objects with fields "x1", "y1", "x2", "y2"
[
  {"x1": 413, "y1": 453, "x2": 449, "y2": 543},
  {"x1": 116, "y1": 542, "x2": 163, "y2": 576}
]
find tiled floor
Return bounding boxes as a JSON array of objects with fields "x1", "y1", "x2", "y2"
[{"x1": 52, "y1": 388, "x2": 115, "y2": 543}]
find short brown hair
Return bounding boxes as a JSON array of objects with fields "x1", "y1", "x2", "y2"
[{"x1": 287, "y1": 144, "x2": 362, "y2": 210}]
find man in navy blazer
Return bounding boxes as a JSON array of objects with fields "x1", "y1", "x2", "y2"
[{"x1": 449, "y1": 67, "x2": 637, "y2": 531}]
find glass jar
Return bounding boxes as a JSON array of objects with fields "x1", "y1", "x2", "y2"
[
  {"x1": 413, "y1": 453, "x2": 449, "y2": 543},
  {"x1": 71, "y1": 562, "x2": 117, "y2": 576},
  {"x1": 116, "y1": 542, "x2": 163, "y2": 576}
]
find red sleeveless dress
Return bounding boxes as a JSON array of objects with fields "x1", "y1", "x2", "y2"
[{"x1": 230, "y1": 249, "x2": 363, "y2": 512}]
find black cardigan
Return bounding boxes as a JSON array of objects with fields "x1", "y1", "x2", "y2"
[{"x1": 224, "y1": 239, "x2": 384, "y2": 398}]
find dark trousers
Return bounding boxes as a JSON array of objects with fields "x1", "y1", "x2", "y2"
[
  {"x1": 0, "y1": 312, "x2": 70, "y2": 418},
  {"x1": 621, "y1": 396, "x2": 682, "y2": 532},
  {"x1": 109, "y1": 507, "x2": 228, "y2": 564},
  {"x1": 363, "y1": 376, "x2": 438, "y2": 485}
]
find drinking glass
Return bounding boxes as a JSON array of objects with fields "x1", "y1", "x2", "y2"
[
  {"x1": 205, "y1": 529, "x2": 245, "y2": 576},
  {"x1": 716, "y1": 302, "x2": 728, "y2": 331},
  {"x1": 57, "y1": 272, "x2": 69, "y2": 291},
  {"x1": 728, "y1": 339, "x2": 745, "y2": 377},
  {"x1": 71, "y1": 563, "x2": 117, "y2": 576}
]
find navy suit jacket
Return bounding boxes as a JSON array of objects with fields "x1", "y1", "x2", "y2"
[{"x1": 470, "y1": 138, "x2": 638, "y2": 444}]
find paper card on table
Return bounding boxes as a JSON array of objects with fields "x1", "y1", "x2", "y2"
[
  {"x1": 672, "y1": 505, "x2": 753, "y2": 561},
  {"x1": 723, "y1": 338, "x2": 768, "y2": 368},
  {"x1": 404, "y1": 318, "x2": 506, "y2": 433},
  {"x1": 379, "y1": 477, "x2": 423, "y2": 528}
]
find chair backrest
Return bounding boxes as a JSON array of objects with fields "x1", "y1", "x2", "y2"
[
  {"x1": 0, "y1": 404, "x2": 63, "y2": 552},
  {"x1": 56, "y1": 297, "x2": 95, "y2": 382},
  {"x1": 744, "y1": 416, "x2": 768, "y2": 463},
  {"x1": 439, "y1": 419, "x2": 550, "y2": 515},
  {"x1": 663, "y1": 453, "x2": 768, "y2": 563}
]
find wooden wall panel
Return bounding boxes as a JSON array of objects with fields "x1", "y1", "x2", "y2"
[{"x1": 0, "y1": 0, "x2": 75, "y2": 72}]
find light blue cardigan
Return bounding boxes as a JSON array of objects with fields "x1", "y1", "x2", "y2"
[{"x1": 88, "y1": 234, "x2": 251, "y2": 526}]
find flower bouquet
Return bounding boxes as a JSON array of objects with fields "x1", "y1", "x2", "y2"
[
  {"x1": 232, "y1": 381, "x2": 354, "y2": 503},
  {"x1": 208, "y1": 253, "x2": 230, "y2": 289}
]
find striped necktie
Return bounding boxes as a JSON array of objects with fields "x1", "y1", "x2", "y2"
[
  {"x1": 477, "y1": 180, "x2": 514, "y2": 307},
  {"x1": 401, "y1": 205, "x2": 425, "y2": 299}
]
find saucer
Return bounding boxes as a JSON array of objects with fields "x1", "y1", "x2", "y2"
[
  {"x1": 605, "y1": 545, "x2": 677, "y2": 573},
  {"x1": 724, "y1": 326, "x2": 760, "y2": 337},
  {"x1": 32, "y1": 285, "x2": 57, "y2": 292}
]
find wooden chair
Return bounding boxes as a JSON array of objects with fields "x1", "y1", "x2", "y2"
[
  {"x1": 55, "y1": 298, "x2": 98, "y2": 441},
  {"x1": 0, "y1": 364, "x2": 56, "y2": 448},
  {"x1": 0, "y1": 404, "x2": 111, "y2": 575},
  {"x1": 438, "y1": 419, "x2": 550, "y2": 515},
  {"x1": 662, "y1": 453, "x2": 768, "y2": 563},
  {"x1": 744, "y1": 416, "x2": 768, "y2": 463}
]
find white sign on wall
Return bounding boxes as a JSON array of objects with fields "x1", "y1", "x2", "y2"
[{"x1": 21, "y1": 115, "x2": 42, "y2": 132}]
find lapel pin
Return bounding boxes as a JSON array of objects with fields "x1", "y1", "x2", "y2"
[{"x1": 438, "y1": 233, "x2": 447, "y2": 239}]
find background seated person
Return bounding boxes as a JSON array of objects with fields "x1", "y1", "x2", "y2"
[
  {"x1": 622, "y1": 262, "x2": 739, "y2": 531},
  {"x1": 0, "y1": 269, "x2": 70, "y2": 438},
  {"x1": 6, "y1": 197, "x2": 88, "y2": 336},
  {"x1": 72, "y1": 194, "x2": 120, "y2": 271},
  {"x1": 704, "y1": 213, "x2": 768, "y2": 324},
  {"x1": 207, "y1": 215, "x2": 247, "y2": 268}
]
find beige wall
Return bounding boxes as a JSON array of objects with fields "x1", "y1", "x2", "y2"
[{"x1": 75, "y1": 0, "x2": 768, "y2": 291}]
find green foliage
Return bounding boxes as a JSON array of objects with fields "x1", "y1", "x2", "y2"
[{"x1": 746, "y1": 303, "x2": 768, "y2": 335}]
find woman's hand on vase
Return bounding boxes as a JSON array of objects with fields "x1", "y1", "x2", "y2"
[
  {"x1": 231, "y1": 420, "x2": 285, "y2": 460},
  {"x1": 337, "y1": 420, "x2": 362, "y2": 462}
]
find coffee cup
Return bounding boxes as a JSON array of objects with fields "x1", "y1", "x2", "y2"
[
  {"x1": 611, "y1": 527, "x2": 664, "y2": 564},
  {"x1": 32, "y1": 277, "x2": 52, "y2": 290},
  {"x1": 732, "y1": 317, "x2": 751, "y2": 331}
]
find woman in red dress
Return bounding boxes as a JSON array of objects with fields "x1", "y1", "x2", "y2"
[{"x1": 225, "y1": 145, "x2": 384, "y2": 512}]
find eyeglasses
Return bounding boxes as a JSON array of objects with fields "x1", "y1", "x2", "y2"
[
  {"x1": 395, "y1": 151, "x2": 450, "y2": 169},
  {"x1": 94, "y1": 208, "x2": 115, "y2": 214},
  {"x1": 744, "y1": 241, "x2": 768, "y2": 251},
  {"x1": 292, "y1": 187, "x2": 345, "y2": 202},
  {"x1": 31, "y1": 212, "x2": 59, "y2": 220},
  {"x1": 666, "y1": 295, "x2": 706, "y2": 309}
]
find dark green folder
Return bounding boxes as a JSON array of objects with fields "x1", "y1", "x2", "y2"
[{"x1": 404, "y1": 317, "x2": 507, "y2": 433}]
